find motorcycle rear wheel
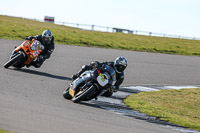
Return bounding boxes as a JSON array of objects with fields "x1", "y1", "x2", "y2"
[
  {"x1": 4, "y1": 53, "x2": 24, "y2": 68},
  {"x1": 72, "y1": 85, "x2": 96, "y2": 103}
]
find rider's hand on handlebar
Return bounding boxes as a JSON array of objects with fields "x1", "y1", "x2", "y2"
[
  {"x1": 90, "y1": 61, "x2": 99, "y2": 68},
  {"x1": 37, "y1": 55, "x2": 44, "y2": 62}
]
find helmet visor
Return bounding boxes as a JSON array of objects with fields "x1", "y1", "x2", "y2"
[
  {"x1": 44, "y1": 37, "x2": 50, "y2": 42},
  {"x1": 43, "y1": 37, "x2": 51, "y2": 44},
  {"x1": 115, "y1": 64, "x2": 126, "y2": 73}
]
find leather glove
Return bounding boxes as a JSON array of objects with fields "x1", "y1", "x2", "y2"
[
  {"x1": 37, "y1": 55, "x2": 44, "y2": 62},
  {"x1": 112, "y1": 86, "x2": 119, "y2": 92},
  {"x1": 90, "y1": 61, "x2": 99, "y2": 68}
]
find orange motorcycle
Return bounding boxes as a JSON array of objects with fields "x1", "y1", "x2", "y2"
[{"x1": 4, "y1": 39, "x2": 44, "y2": 68}]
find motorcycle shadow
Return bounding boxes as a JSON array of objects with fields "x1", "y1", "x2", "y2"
[{"x1": 12, "y1": 68, "x2": 72, "y2": 81}]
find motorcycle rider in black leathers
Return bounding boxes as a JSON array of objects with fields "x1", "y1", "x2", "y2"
[
  {"x1": 24, "y1": 29, "x2": 55, "y2": 68},
  {"x1": 72, "y1": 56, "x2": 128, "y2": 97}
]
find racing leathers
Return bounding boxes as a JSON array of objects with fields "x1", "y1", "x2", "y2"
[{"x1": 72, "y1": 61, "x2": 124, "y2": 97}]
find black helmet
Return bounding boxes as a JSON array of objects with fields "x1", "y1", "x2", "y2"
[
  {"x1": 42, "y1": 29, "x2": 52, "y2": 44},
  {"x1": 114, "y1": 56, "x2": 128, "y2": 73}
]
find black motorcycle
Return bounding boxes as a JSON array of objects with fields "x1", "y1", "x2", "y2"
[{"x1": 63, "y1": 64, "x2": 116, "y2": 103}]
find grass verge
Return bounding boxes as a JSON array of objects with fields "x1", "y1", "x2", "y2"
[
  {"x1": 0, "y1": 15, "x2": 200, "y2": 56},
  {"x1": 123, "y1": 88, "x2": 200, "y2": 131},
  {"x1": 0, "y1": 129, "x2": 13, "y2": 133}
]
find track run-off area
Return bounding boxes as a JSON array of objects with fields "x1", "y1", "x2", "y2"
[{"x1": 1, "y1": 39, "x2": 200, "y2": 133}]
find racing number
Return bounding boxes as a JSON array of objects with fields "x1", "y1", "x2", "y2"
[
  {"x1": 97, "y1": 69, "x2": 105, "y2": 82},
  {"x1": 99, "y1": 73, "x2": 105, "y2": 82}
]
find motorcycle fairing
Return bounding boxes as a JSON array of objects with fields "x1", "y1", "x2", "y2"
[
  {"x1": 72, "y1": 70, "x2": 92, "y2": 91},
  {"x1": 14, "y1": 39, "x2": 42, "y2": 64}
]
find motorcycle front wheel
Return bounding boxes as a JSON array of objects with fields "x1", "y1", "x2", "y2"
[
  {"x1": 72, "y1": 85, "x2": 96, "y2": 103},
  {"x1": 63, "y1": 87, "x2": 72, "y2": 100},
  {"x1": 4, "y1": 53, "x2": 24, "y2": 68}
]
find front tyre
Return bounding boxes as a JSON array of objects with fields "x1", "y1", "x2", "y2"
[
  {"x1": 63, "y1": 87, "x2": 72, "y2": 100},
  {"x1": 4, "y1": 53, "x2": 24, "y2": 68},
  {"x1": 72, "y1": 85, "x2": 96, "y2": 103}
]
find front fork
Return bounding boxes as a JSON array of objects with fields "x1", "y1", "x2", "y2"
[
  {"x1": 69, "y1": 84, "x2": 75, "y2": 97},
  {"x1": 10, "y1": 49, "x2": 17, "y2": 59},
  {"x1": 69, "y1": 82, "x2": 93, "y2": 97},
  {"x1": 10, "y1": 49, "x2": 26, "y2": 68}
]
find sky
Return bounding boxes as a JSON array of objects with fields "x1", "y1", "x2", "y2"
[{"x1": 0, "y1": 0, "x2": 200, "y2": 38}]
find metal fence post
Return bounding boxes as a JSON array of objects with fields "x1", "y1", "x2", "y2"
[{"x1": 92, "y1": 25, "x2": 94, "y2": 31}]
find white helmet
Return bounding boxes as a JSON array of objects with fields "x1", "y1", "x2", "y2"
[
  {"x1": 42, "y1": 29, "x2": 52, "y2": 44},
  {"x1": 114, "y1": 56, "x2": 128, "y2": 73}
]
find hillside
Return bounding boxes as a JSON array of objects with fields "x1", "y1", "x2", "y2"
[{"x1": 0, "y1": 15, "x2": 200, "y2": 56}]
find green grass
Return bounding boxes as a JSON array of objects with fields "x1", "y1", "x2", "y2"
[
  {"x1": 0, "y1": 129, "x2": 13, "y2": 133},
  {"x1": 124, "y1": 88, "x2": 200, "y2": 131},
  {"x1": 0, "y1": 15, "x2": 200, "y2": 56}
]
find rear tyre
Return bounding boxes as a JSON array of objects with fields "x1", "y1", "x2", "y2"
[
  {"x1": 72, "y1": 85, "x2": 96, "y2": 103},
  {"x1": 4, "y1": 53, "x2": 24, "y2": 68},
  {"x1": 63, "y1": 87, "x2": 72, "y2": 100}
]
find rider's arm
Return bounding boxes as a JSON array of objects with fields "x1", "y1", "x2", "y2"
[
  {"x1": 42, "y1": 36, "x2": 55, "y2": 60},
  {"x1": 91, "y1": 61, "x2": 111, "y2": 68},
  {"x1": 43, "y1": 43, "x2": 54, "y2": 59},
  {"x1": 114, "y1": 73, "x2": 124, "y2": 91},
  {"x1": 25, "y1": 36, "x2": 35, "y2": 40},
  {"x1": 90, "y1": 61, "x2": 101, "y2": 68},
  {"x1": 25, "y1": 35, "x2": 40, "y2": 40}
]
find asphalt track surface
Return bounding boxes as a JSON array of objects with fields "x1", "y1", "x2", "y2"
[{"x1": 0, "y1": 39, "x2": 200, "y2": 133}]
